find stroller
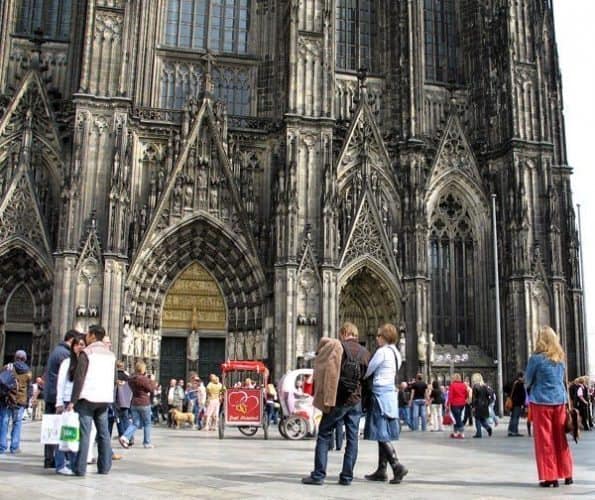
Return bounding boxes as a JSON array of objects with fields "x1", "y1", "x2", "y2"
[{"x1": 277, "y1": 368, "x2": 321, "y2": 440}]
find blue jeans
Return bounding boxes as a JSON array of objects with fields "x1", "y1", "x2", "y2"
[
  {"x1": 116, "y1": 408, "x2": 131, "y2": 437},
  {"x1": 0, "y1": 405, "x2": 25, "y2": 452},
  {"x1": 474, "y1": 416, "x2": 491, "y2": 436},
  {"x1": 265, "y1": 402, "x2": 278, "y2": 425},
  {"x1": 332, "y1": 420, "x2": 344, "y2": 450},
  {"x1": 309, "y1": 402, "x2": 362, "y2": 483},
  {"x1": 411, "y1": 400, "x2": 427, "y2": 431},
  {"x1": 451, "y1": 405, "x2": 465, "y2": 433},
  {"x1": 54, "y1": 447, "x2": 78, "y2": 472},
  {"x1": 74, "y1": 401, "x2": 112, "y2": 476},
  {"x1": 508, "y1": 405, "x2": 522, "y2": 434},
  {"x1": 399, "y1": 406, "x2": 412, "y2": 429},
  {"x1": 123, "y1": 405, "x2": 152, "y2": 445}
]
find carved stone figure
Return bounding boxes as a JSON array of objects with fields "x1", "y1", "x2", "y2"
[
  {"x1": 152, "y1": 329, "x2": 160, "y2": 358},
  {"x1": 122, "y1": 320, "x2": 133, "y2": 356},
  {"x1": 428, "y1": 332, "x2": 436, "y2": 364},
  {"x1": 417, "y1": 331, "x2": 428, "y2": 363},
  {"x1": 133, "y1": 327, "x2": 142, "y2": 358},
  {"x1": 143, "y1": 328, "x2": 152, "y2": 358},
  {"x1": 188, "y1": 330, "x2": 199, "y2": 361}
]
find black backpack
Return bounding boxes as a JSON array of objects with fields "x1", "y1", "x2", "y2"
[
  {"x1": 0, "y1": 364, "x2": 18, "y2": 402},
  {"x1": 338, "y1": 343, "x2": 362, "y2": 397}
]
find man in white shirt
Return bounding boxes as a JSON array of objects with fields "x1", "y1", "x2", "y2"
[{"x1": 70, "y1": 325, "x2": 116, "y2": 477}]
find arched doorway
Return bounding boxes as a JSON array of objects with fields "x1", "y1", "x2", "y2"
[
  {"x1": 3, "y1": 285, "x2": 34, "y2": 365},
  {"x1": 0, "y1": 246, "x2": 52, "y2": 372},
  {"x1": 160, "y1": 262, "x2": 227, "y2": 386},
  {"x1": 338, "y1": 261, "x2": 402, "y2": 351},
  {"x1": 126, "y1": 213, "x2": 267, "y2": 383}
]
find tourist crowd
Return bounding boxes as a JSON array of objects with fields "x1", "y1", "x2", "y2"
[{"x1": 0, "y1": 322, "x2": 592, "y2": 489}]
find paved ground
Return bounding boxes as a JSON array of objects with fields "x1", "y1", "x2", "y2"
[{"x1": 0, "y1": 418, "x2": 593, "y2": 499}]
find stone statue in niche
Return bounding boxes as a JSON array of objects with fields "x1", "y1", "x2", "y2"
[
  {"x1": 398, "y1": 333, "x2": 406, "y2": 361},
  {"x1": 172, "y1": 176, "x2": 183, "y2": 214},
  {"x1": 122, "y1": 320, "x2": 133, "y2": 356},
  {"x1": 428, "y1": 332, "x2": 436, "y2": 364},
  {"x1": 143, "y1": 328, "x2": 152, "y2": 358},
  {"x1": 152, "y1": 330, "x2": 161, "y2": 358},
  {"x1": 417, "y1": 331, "x2": 427, "y2": 363},
  {"x1": 133, "y1": 327, "x2": 142, "y2": 358},
  {"x1": 188, "y1": 330, "x2": 199, "y2": 361}
]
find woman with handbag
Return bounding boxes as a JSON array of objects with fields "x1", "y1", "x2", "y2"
[
  {"x1": 525, "y1": 325, "x2": 573, "y2": 488},
  {"x1": 362, "y1": 323, "x2": 408, "y2": 484},
  {"x1": 55, "y1": 333, "x2": 86, "y2": 476}
]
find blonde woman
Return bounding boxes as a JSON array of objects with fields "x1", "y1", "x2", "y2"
[
  {"x1": 525, "y1": 326, "x2": 573, "y2": 488},
  {"x1": 470, "y1": 373, "x2": 493, "y2": 438},
  {"x1": 205, "y1": 374, "x2": 223, "y2": 431}
]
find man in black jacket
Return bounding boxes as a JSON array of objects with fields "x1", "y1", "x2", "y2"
[
  {"x1": 507, "y1": 372, "x2": 527, "y2": 437},
  {"x1": 42, "y1": 330, "x2": 79, "y2": 468}
]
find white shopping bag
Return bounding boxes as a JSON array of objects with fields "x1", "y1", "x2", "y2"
[
  {"x1": 59, "y1": 411, "x2": 80, "y2": 453},
  {"x1": 40, "y1": 414, "x2": 62, "y2": 444}
]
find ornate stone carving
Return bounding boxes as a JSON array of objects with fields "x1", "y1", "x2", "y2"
[
  {"x1": 341, "y1": 194, "x2": 392, "y2": 268},
  {"x1": 0, "y1": 168, "x2": 50, "y2": 257}
]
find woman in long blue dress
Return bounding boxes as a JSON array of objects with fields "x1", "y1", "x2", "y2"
[{"x1": 363, "y1": 323, "x2": 408, "y2": 484}]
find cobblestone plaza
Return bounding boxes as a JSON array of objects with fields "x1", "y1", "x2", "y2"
[{"x1": 0, "y1": 420, "x2": 594, "y2": 499}]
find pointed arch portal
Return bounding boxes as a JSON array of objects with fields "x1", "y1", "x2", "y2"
[{"x1": 338, "y1": 258, "x2": 402, "y2": 350}]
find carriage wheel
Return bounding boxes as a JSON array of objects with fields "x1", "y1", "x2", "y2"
[
  {"x1": 238, "y1": 426, "x2": 258, "y2": 437},
  {"x1": 218, "y1": 415, "x2": 225, "y2": 439},
  {"x1": 283, "y1": 416, "x2": 308, "y2": 440}
]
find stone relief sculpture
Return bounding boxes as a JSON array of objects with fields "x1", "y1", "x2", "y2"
[
  {"x1": 428, "y1": 332, "x2": 436, "y2": 364},
  {"x1": 152, "y1": 329, "x2": 160, "y2": 358},
  {"x1": 188, "y1": 330, "x2": 199, "y2": 361},
  {"x1": 133, "y1": 326, "x2": 142, "y2": 358},
  {"x1": 122, "y1": 320, "x2": 133, "y2": 356},
  {"x1": 417, "y1": 331, "x2": 428, "y2": 363}
]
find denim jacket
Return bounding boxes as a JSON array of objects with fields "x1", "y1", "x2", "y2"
[{"x1": 525, "y1": 353, "x2": 567, "y2": 405}]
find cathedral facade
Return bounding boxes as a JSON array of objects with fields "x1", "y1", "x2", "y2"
[{"x1": 0, "y1": 0, "x2": 587, "y2": 385}]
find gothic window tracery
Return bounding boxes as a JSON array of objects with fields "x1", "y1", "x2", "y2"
[
  {"x1": 429, "y1": 192, "x2": 476, "y2": 346},
  {"x1": 160, "y1": 61, "x2": 251, "y2": 115},
  {"x1": 335, "y1": 0, "x2": 376, "y2": 72},
  {"x1": 16, "y1": 0, "x2": 72, "y2": 41},
  {"x1": 165, "y1": 0, "x2": 250, "y2": 54},
  {"x1": 423, "y1": 0, "x2": 462, "y2": 84}
]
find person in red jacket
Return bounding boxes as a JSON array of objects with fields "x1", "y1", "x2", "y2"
[
  {"x1": 118, "y1": 361, "x2": 157, "y2": 449},
  {"x1": 447, "y1": 373, "x2": 470, "y2": 439}
]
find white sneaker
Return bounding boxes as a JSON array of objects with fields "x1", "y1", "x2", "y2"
[
  {"x1": 57, "y1": 467, "x2": 74, "y2": 476},
  {"x1": 143, "y1": 444, "x2": 154, "y2": 449}
]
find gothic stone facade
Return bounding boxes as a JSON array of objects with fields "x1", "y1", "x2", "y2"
[{"x1": 0, "y1": 0, "x2": 587, "y2": 383}]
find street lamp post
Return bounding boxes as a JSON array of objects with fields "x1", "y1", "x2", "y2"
[{"x1": 492, "y1": 194, "x2": 504, "y2": 417}]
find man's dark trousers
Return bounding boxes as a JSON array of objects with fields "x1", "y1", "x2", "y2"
[{"x1": 309, "y1": 402, "x2": 362, "y2": 484}]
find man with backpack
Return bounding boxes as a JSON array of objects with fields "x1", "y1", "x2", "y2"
[
  {"x1": 0, "y1": 350, "x2": 32, "y2": 454},
  {"x1": 303, "y1": 322, "x2": 370, "y2": 486}
]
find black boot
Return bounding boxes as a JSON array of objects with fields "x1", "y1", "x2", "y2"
[
  {"x1": 379, "y1": 442, "x2": 408, "y2": 484},
  {"x1": 365, "y1": 443, "x2": 388, "y2": 481}
]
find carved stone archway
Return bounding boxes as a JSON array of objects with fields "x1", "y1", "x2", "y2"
[
  {"x1": 338, "y1": 257, "x2": 402, "y2": 351},
  {"x1": 0, "y1": 244, "x2": 53, "y2": 372},
  {"x1": 125, "y1": 213, "x2": 266, "y2": 373}
]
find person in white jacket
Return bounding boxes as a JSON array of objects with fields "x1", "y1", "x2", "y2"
[{"x1": 55, "y1": 334, "x2": 85, "y2": 476}]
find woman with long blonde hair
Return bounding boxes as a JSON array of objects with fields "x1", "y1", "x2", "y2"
[{"x1": 525, "y1": 326, "x2": 573, "y2": 488}]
